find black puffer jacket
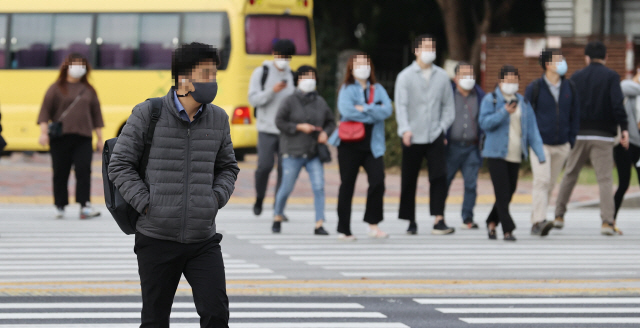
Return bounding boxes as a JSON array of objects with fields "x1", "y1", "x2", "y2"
[{"x1": 108, "y1": 89, "x2": 239, "y2": 243}]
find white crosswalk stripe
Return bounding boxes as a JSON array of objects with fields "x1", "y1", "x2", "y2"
[
  {"x1": 0, "y1": 233, "x2": 285, "y2": 281},
  {"x1": 415, "y1": 297, "x2": 640, "y2": 325},
  {"x1": 0, "y1": 301, "x2": 408, "y2": 328}
]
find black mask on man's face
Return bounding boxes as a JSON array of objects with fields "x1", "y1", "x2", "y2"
[{"x1": 189, "y1": 82, "x2": 218, "y2": 104}]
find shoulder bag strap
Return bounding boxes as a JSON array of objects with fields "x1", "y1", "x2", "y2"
[{"x1": 57, "y1": 86, "x2": 87, "y2": 122}]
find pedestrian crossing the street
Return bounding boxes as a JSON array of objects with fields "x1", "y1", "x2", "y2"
[
  {"x1": 415, "y1": 297, "x2": 640, "y2": 325},
  {"x1": 0, "y1": 232, "x2": 285, "y2": 282},
  {"x1": 0, "y1": 300, "x2": 409, "y2": 328}
]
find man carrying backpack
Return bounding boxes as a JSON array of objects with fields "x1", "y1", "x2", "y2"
[
  {"x1": 524, "y1": 49, "x2": 580, "y2": 237},
  {"x1": 248, "y1": 39, "x2": 296, "y2": 217},
  {"x1": 108, "y1": 42, "x2": 239, "y2": 327}
]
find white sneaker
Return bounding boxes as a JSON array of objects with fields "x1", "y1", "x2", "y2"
[
  {"x1": 338, "y1": 233, "x2": 357, "y2": 242},
  {"x1": 55, "y1": 207, "x2": 64, "y2": 219},
  {"x1": 80, "y1": 204, "x2": 101, "y2": 219},
  {"x1": 368, "y1": 229, "x2": 389, "y2": 239}
]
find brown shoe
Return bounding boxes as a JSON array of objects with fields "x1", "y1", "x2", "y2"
[
  {"x1": 601, "y1": 222, "x2": 615, "y2": 236},
  {"x1": 553, "y1": 216, "x2": 564, "y2": 229}
]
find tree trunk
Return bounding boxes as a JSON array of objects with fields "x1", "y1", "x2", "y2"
[{"x1": 435, "y1": 0, "x2": 469, "y2": 61}]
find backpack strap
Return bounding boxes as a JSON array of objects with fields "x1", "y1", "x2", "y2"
[
  {"x1": 139, "y1": 97, "x2": 162, "y2": 178},
  {"x1": 491, "y1": 92, "x2": 497, "y2": 108},
  {"x1": 531, "y1": 78, "x2": 541, "y2": 112},
  {"x1": 260, "y1": 65, "x2": 269, "y2": 91},
  {"x1": 567, "y1": 79, "x2": 577, "y2": 105}
]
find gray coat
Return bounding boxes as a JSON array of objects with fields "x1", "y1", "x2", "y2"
[
  {"x1": 108, "y1": 89, "x2": 240, "y2": 243},
  {"x1": 275, "y1": 90, "x2": 336, "y2": 158},
  {"x1": 248, "y1": 60, "x2": 296, "y2": 134},
  {"x1": 621, "y1": 80, "x2": 640, "y2": 148}
]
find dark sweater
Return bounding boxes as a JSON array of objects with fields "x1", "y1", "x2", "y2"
[
  {"x1": 569, "y1": 62, "x2": 627, "y2": 136},
  {"x1": 525, "y1": 76, "x2": 580, "y2": 147},
  {"x1": 275, "y1": 90, "x2": 336, "y2": 158}
]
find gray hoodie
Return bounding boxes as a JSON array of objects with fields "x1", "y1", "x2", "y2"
[
  {"x1": 248, "y1": 60, "x2": 296, "y2": 134},
  {"x1": 621, "y1": 79, "x2": 640, "y2": 148}
]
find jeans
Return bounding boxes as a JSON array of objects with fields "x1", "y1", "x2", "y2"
[
  {"x1": 446, "y1": 142, "x2": 481, "y2": 223},
  {"x1": 274, "y1": 156, "x2": 325, "y2": 222}
]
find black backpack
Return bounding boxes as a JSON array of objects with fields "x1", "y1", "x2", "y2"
[
  {"x1": 254, "y1": 65, "x2": 296, "y2": 118},
  {"x1": 102, "y1": 98, "x2": 162, "y2": 235}
]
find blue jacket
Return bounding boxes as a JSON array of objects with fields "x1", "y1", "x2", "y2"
[
  {"x1": 329, "y1": 82, "x2": 393, "y2": 158},
  {"x1": 479, "y1": 87, "x2": 546, "y2": 163},
  {"x1": 524, "y1": 77, "x2": 580, "y2": 147}
]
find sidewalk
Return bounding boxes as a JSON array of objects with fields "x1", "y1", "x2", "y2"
[{"x1": 0, "y1": 152, "x2": 604, "y2": 206}]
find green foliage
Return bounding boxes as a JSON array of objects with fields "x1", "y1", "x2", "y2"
[{"x1": 383, "y1": 109, "x2": 402, "y2": 168}]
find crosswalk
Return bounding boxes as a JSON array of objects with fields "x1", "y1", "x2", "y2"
[
  {"x1": 0, "y1": 232, "x2": 285, "y2": 281},
  {"x1": 415, "y1": 297, "x2": 640, "y2": 325},
  {"x1": 0, "y1": 300, "x2": 409, "y2": 328}
]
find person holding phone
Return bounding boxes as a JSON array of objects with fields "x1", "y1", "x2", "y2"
[
  {"x1": 479, "y1": 65, "x2": 546, "y2": 241},
  {"x1": 272, "y1": 66, "x2": 335, "y2": 234},
  {"x1": 248, "y1": 39, "x2": 296, "y2": 218}
]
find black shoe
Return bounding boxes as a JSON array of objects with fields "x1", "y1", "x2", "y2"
[
  {"x1": 271, "y1": 221, "x2": 281, "y2": 233},
  {"x1": 488, "y1": 228, "x2": 497, "y2": 240},
  {"x1": 504, "y1": 233, "x2": 517, "y2": 242},
  {"x1": 461, "y1": 221, "x2": 479, "y2": 230},
  {"x1": 432, "y1": 220, "x2": 455, "y2": 235},
  {"x1": 531, "y1": 220, "x2": 555, "y2": 237},
  {"x1": 314, "y1": 226, "x2": 329, "y2": 235},
  {"x1": 281, "y1": 214, "x2": 289, "y2": 222},
  {"x1": 253, "y1": 199, "x2": 263, "y2": 216},
  {"x1": 407, "y1": 221, "x2": 418, "y2": 235}
]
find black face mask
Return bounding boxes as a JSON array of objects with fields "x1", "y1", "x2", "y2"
[{"x1": 178, "y1": 81, "x2": 218, "y2": 104}]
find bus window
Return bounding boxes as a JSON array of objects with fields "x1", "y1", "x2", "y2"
[
  {"x1": 51, "y1": 14, "x2": 93, "y2": 68},
  {"x1": 96, "y1": 14, "x2": 139, "y2": 69},
  {"x1": 245, "y1": 15, "x2": 310, "y2": 56},
  {"x1": 0, "y1": 15, "x2": 6, "y2": 68},
  {"x1": 182, "y1": 13, "x2": 230, "y2": 69},
  {"x1": 140, "y1": 14, "x2": 179, "y2": 69},
  {"x1": 10, "y1": 14, "x2": 53, "y2": 68}
]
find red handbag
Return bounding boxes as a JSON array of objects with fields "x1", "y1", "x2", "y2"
[{"x1": 338, "y1": 86, "x2": 375, "y2": 142}]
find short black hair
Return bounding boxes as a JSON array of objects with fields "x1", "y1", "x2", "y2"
[
  {"x1": 499, "y1": 65, "x2": 520, "y2": 80},
  {"x1": 273, "y1": 39, "x2": 296, "y2": 57},
  {"x1": 295, "y1": 65, "x2": 316, "y2": 86},
  {"x1": 454, "y1": 61, "x2": 473, "y2": 75},
  {"x1": 585, "y1": 41, "x2": 606, "y2": 60},
  {"x1": 413, "y1": 34, "x2": 436, "y2": 50},
  {"x1": 539, "y1": 48, "x2": 562, "y2": 70},
  {"x1": 172, "y1": 42, "x2": 219, "y2": 87}
]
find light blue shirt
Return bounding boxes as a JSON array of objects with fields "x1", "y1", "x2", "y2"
[{"x1": 173, "y1": 90, "x2": 203, "y2": 123}]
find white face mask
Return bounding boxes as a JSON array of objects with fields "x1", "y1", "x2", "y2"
[
  {"x1": 353, "y1": 65, "x2": 371, "y2": 80},
  {"x1": 68, "y1": 65, "x2": 86, "y2": 79},
  {"x1": 420, "y1": 51, "x2": 436, "y2": 64},
  {"x1": 458, "y1": 76, "x2": 475, "y2": 91},
  {"x1": 298, "y1": 79, "x2": 316, "y2": 93},
  {"x1": 274, "y1": 59, "x2": 290, "y2": 70},
  {"x1": 500, "y1": 83, "x2": 519, "y2": 96}
]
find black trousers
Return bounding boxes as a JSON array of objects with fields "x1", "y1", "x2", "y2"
[
  {"x1": 486, "y1": 158, "x2": 519, "y2": 234},
  {"x1": 135, "y1": 233, "x2": 228, "y2": 328},
  {"x1": 336, "y1": 145, "x2": 385, "y2": 235},
  {"x1": 399, "y1": 134, "x2": 447, "y2": 221},
  {"x1": 49, "y1": 134, "x2": 93, "y2": 208},
  {"x1": 614, "y1": 144, "x2": 640, "y2": 219},
  {"x1": 255, "y1": 132, "x2": 283, "y2": 201}
]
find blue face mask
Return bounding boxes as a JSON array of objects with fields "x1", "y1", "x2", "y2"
[{"x1": 555, "y1": 60, "x2": 568, "y2": 76}]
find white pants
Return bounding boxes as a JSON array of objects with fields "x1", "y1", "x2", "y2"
[{"x1": 530, "y1": 143, "x2": 571, "y2": 224}]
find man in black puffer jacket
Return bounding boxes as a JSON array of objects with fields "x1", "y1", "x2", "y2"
[{"x1": 108, "y1": 43, "x2": 239, "y2": 327}]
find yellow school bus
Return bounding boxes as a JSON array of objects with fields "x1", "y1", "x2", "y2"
[{"x1": 0, "y1": 0, "x2": 316, "y2": 160}]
